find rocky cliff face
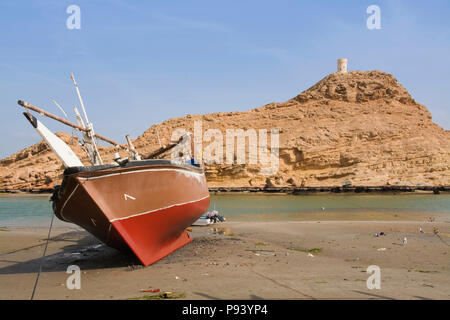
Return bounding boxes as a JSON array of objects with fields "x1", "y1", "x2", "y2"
[{"x1": 1, "y1": 70, "x2": 449, "y2": 190}]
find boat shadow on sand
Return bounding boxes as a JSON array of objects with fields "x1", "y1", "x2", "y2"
[{"x1": 0, "y1": 230, "x2": 141, "y2": 275}]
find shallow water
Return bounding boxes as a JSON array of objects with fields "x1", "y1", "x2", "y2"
[
  {"x1": 207, "y1": 193, "x2": 450, "y2": 221},
  {"x1": 0, "y1": 193, "x2": 449, "y2": 226},
  {"x1": 0, "y1": 194, "x2": 53, "y2": 226}
]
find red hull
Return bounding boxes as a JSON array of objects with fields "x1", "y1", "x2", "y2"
[{"x1": 112, "y1": 197, "x2": 210, "y2": 266}]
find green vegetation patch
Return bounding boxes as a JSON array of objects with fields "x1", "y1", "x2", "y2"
[
  {"x1": 289, "y1": 247, "x2": 322, "y2": 254},
  {"x1": 128, "y1": 292, "x2": 186, "y2": 300},
  {"x1": 415, "y1": 270, "x2": 439, "y2": 274}
]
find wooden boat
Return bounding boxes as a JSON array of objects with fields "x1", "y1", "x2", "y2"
[
  {"x1": 52, "y1": 160, "x2": 209, "y2": 266},
  {"x1": 18, "y1": 74, "x2": 210, "y2": 266}
]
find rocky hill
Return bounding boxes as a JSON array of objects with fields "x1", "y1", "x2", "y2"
[{"x1": 1, "y1": 70, "x2": 449, "y2": 191}]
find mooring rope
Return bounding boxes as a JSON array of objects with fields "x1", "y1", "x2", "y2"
[{"x1": 30, "y1": 212, "x2": 55, "y2": 300}]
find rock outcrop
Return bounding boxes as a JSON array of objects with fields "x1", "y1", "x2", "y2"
[{"x1": 1, "y1": 70, "x2": 449, "y2": 190}]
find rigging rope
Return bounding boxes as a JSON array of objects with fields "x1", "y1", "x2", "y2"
[{"x1": 30, "y1": 212, "x2": 55, "y2": 300}]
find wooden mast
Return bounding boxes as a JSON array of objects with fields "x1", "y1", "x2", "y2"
[{"x1": 17, "y1": 100, "x2": 126, "y2": 149}]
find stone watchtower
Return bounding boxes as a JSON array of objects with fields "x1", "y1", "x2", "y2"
[{"x1": 337, "y1": 58, "x2": 348, "y2": 73}]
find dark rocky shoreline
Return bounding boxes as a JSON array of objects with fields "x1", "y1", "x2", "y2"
[
  {"x1": 209, "y1": 186, "x2": 450, "y2": 194},
  {"x1": 2, "y1": 186, "x2": 449, "y2": 195}
]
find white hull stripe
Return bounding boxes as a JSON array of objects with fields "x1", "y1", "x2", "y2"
[
  {"x1": 110, "y1": 195, "x2": 210, "y2": 223},
  {"x1": 77, "y1": 168, "x2": 204, "y2": 181}
]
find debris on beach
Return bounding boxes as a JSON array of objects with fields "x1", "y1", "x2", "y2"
[
  {"x1": 307, "y1": 253, "x2": 314, "y2": 258},
  {"x1": 127, "y1": 264, "x2": 145, "y2": 272},
  {"x1": 253, "y1": 251, "x2": 276, "y2": 257},
  {"x1": 141, "y1": 288, "x2": 160, "y2": 293},
  {"x1": 131, "y1": 291, "x2": 185, "y2": 300},
  {"x1": 210, "y1": 227, "x2": 233, "y2": 236},
  {"x1": 192, "y1": 208, "x2": 225, "y2": 226},
  {"x1": 419, "y1": 227, "x2": 424, "y2": 233},
  {"x1": 377, "y1": 248, "x2": 386, "y2": 251},
  {"x1": 403, "y1": 237, "x2": 408, "y2": 244},
  {"x1": 207, "y1": 210, "x2": 226, "y2": 223},
  {"x1": 192, "y1": 216, "x2": 213, "y2": 226}
]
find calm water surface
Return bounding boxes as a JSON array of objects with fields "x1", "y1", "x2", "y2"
[
  {"x1": 208, "y1": 194, "x2": 450, "y2": 221},
  {"x1": 0, "y1": 193, "x2": 449, "y2": 226}
]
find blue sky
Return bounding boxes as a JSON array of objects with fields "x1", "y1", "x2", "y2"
[{"x1": 1, "y1": 0, "x2": 449, "y2": 158}]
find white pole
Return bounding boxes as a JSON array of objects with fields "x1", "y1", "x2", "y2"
[
  {"x1": 51, "y1": 99, "x2": 68, "y2": 119},
  {"x1": 73, "y1": 106, "x2": 86, "y2": 128},
  {"x1": 156, "y1": 128, "x2": 162, "y2": 147},
  {"x1": 74, "y1": 106, "x2": 96, "y2": 165},
  {"x1": 70, "y1": 73, "x2": 103, "y2": 165},
  {"x1": 70, "y1": 73, "x2": 90, "y2": 124},
  {"x1": 126, "y1": 135, "x2": 141, "y2": 160}
]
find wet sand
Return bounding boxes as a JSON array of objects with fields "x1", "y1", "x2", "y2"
[{"x1": 0, "y1": 215, "x2": 449, "y2": 300}]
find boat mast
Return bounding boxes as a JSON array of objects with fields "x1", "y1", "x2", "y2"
[
  {"x1": 17, "y1": 101, "x2": 125, "y2": 148},
  {"x1": 70, "y1": 73, "x2": 103, "y2": 165},
  {"x1": 73, "y1": 106, "x2": 96, "y2": 165},
  {"x1": 126, "y1": 135, "x2": 141, "y2": 160}
]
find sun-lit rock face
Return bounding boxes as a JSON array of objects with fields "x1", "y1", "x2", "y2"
[{"x1": 1, "y1": 70, "x2": 449, "y2": 190}]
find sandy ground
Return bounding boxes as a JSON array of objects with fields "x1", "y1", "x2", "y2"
[{"x1": 0, "y1": 214, "x2": 449, "y2": 300}]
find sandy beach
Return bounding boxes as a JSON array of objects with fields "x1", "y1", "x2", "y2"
[{"x1": 0, "y1": 211, "x2": 449, "y2": 300}]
